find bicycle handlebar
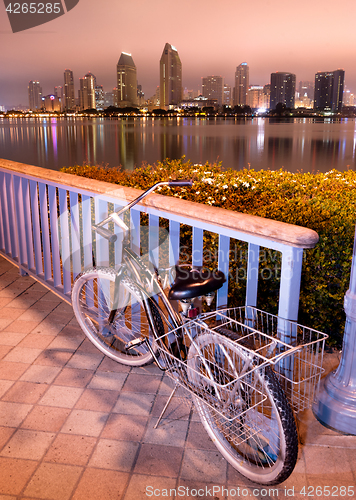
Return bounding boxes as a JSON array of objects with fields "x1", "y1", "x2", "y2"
[
  {"x1": 168, "y1": 179, "x2": 193, "y2": 187},
  {"x1": 93, "y1": 179, "x2": 193, "y2": 241},
  {"x1": 94, "y1": 226, "x2": 118, "y2": 243}
]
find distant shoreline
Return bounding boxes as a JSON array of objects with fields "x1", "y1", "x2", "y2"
[{"x1": 1, "y1": 112, "x2": 356, "y2": 121}]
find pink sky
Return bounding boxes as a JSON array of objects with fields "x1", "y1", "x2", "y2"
[{"x1": 1, "y1": 0, "x2": 356, "y2": 108}]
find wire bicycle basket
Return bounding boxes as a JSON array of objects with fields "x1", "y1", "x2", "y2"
[{"x1": 155, "y1": 306, "x2": 328, "y2": 420}]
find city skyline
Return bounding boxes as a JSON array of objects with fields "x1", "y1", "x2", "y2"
[
  {"x1": 1, "y1": 0, "x2": 356, "y2": 108},
  {"x1": 25, "y1": 64, "x2": 350, "y2": 113},
  {"x1": 11, "y1": 52, "x2": 355, "y2": 111}
]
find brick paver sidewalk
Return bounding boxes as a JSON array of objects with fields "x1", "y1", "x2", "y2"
[{"x1": 0, "y1": 256, "x2": 355, "y2": 499}]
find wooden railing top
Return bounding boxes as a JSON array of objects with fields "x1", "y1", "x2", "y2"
[{"x1": 0, "y1": 159, "x2": 319, "y2": 249}]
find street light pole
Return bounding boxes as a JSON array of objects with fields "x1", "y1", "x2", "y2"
[{"x1": 313, "y1": 227, "x2": 356, "y2": 434}]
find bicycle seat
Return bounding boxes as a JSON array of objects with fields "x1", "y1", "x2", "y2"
[{"x1": 168, "y1": 266, "x2": 226, "y2": 300}]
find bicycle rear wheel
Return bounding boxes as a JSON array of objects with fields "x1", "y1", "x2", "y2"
[
  {"x1": 72, "y1": 267, "x2": 164, "y2": 366},
  {"x1": 187, "y1": 332, "x2": 298, "y2": 485}
]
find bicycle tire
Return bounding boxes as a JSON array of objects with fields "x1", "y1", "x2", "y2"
[
  {"x1": 187, "y1": 332, "x2": 298, "y2": 485},
  {"x1": 72, "y1": 267, "x2": 164, "y2": 366}
]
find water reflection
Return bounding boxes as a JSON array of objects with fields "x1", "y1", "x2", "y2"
[
  {"x1": 267, "y1": 138, "x2": 294, "y2": 170},
  {"x1": 0, "y1": 116, "x2": 356, "y2": 172}
]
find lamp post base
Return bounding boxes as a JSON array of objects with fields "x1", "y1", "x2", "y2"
[{"x1": 313, "y1": 372, "x2": 356, "y2": 435}]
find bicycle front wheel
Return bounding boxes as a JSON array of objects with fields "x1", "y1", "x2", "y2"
[
  {"x1": 72, "y1": 267, "x2": 164, "y2": 366},
  {"x1": 187, "y1": 332, "x2": 298, "y2": 485}
]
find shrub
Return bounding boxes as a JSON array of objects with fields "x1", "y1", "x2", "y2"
[{"x1": 62, "y1": 158, "x2": 356, "y2": 346}]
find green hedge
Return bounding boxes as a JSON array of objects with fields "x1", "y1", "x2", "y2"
[{"x1": 62, "y1": 158, "x2": 356, "y2": 346}]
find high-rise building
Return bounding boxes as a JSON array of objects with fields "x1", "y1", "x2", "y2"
[
  {"x1": 201, "y1": 76, "x2": 224, "y2": 106},
  {"x1": 104, "y1": 90, "x2": 115, "y2": 108},
  {"x1": 137, "y1": 84, "x2": 145, "y2": 105},
  {"x1": 223, "y1": 84, "x2": 232, "y2": 106},
  {"x1": 295, "y1": 81, "x2": 314, "y2": 108},
  {"x1": 54, "y1": 86, "x2": 63, "y2": 99},
  {"x1": 343, "y1": 85, "x2": 355, "y2": 106},
  {"x1": 263, "y1": 84, "x2": 271, "y2": 109},
  {"x1": 79, "y1": 73, "x2": 96, "y2": 110},
  {"x1": 117, "y1": 52, "x2": 138, "y2": 107},
  {"x1": 270, "y1": 72, "x2": 296, "y2": 109},
  {"x1": 54, "y1": 86, "x2": 64, "y2": 111},
  {"x1": 63, "y1": 69, "x2": 75, "y2": 111},
  {"x1": 234, "y1": 63, "x2": 249, "y2": 106},
  {"x1": 248, "y1": 85, "x2": 264, "y2": 109},
  {"x1": 28, "y1": 81, "x2": 42, "y2": 111},
  {"x1": 160, "y1": 43, "x2": 182, "y2": 108},
  {"x1": 95, "y1": 85, "x2": 104, "y2": 110},
  {"x1": 314, "y1": 70, "x2": 344, "y2": 113},
  {"x1": 298, "y1": 81, "x2": 314, "y2": 100}
]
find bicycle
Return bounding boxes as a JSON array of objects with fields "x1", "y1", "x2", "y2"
[{"x1": 71, "y1": 180, "x2": 327, "y2": 485}]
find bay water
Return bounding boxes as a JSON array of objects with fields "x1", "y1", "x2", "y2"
[{"x1": 0, "y1": 116, "x2": 355, "y2": 173}]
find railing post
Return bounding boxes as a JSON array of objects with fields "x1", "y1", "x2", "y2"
[
  {"x1": 313, "y1": 226, "x2": 356, "y2": 435},
  {"x1": 278, "y1": 246, "x2": 304, "y2": 321},
  {"x1": 246, "y1": 242, "x2": 259, "y2": 307}
]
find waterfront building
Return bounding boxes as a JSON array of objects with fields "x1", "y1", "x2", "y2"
[
  {"x1": 263, "y1": 84, "x2": 271, "y2": 109},
  {"x1": 117, "y1": 52, "x2": 138, "y2": 107},
  {"x1": 63, "y1": 69, "x2": 75, "y2": 111},
  {"x1": 95, "y1": 85, "x2": 105, "y2": 110},
  {"x1": 104, "y1": 90, "x2": 115, "y2": 108},
  {"x1": 343, "y1": 85, "x2": 355, "y2": 106},
  {"x1": 248, "y1": 85, "x2": 264, "y2": 109},
  {"x1": 234, "y1": 63, "x2": 249, "y2": 106},
  {"x1": 179, "y1": 95, "x2": 210, "y2": 110},
  {"x1": 295, "y1": 81, "x2": 314, "y2": 108},
  {"x1": 28, "y1": 80, "x2": 42, "y2": 111},
  {"x1": 54, "y1": 86, "x2": 64, "y2": 111},
  {"x1": 148, "y1": 86, "x2": 160, "y2": 108},
  {"x1": 298, "y1": 81, "x2": 314, "y2": 100},
  {"x1": 79, "y1": 73, "x2": 96, "y2": 110},
  {"x1": 137, "y1": 84, "x2": 145, "y2": 105},
  {"x1": 270, "y1": 72, "x2": 296, "y2": 109},
  {"x1": 223, "y1": 84, "x2": 232, "y2": 106},
  {"x1": 183, "y1": 88, "x2": 198, "y2": 100},
  {"x1": 202, "y1": 76, "x2": 224, "y2": 106},
  {"x1": 160, "y1": 43, "x2": 182, "y2": 108},
  {"x1": 42, "y1": 95, "x2": 61, "y2": 112},
  {"x1": 54, "y1": 86, "x2": 63, "y2": 99},
  {"x1": 314, "y1": 69, "x2": 344, "y2": 113}
]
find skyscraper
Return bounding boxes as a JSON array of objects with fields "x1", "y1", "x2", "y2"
[
  {"x1": 270, "y1": 72, "x2": 296, "y2": 109},
  {"x1": 263, "y1": 84, "x2": 271, "y2": 109},
  {"x1": 117, "y1": 52, "x2": 138, "y2": 107},
  {"x1": 63, "y1": 69, "x2": 75, "y2": 111},
  {"x1": 234, "y1": 63, "x2": 249, "y2": 106},
  {"x1": 314, "y1": 70, "x2": 344, "y2": 113},
  {"x1": 201, "y1": 76, "x2": 224, "y2": 106},
  {"x1": 79, "y1": 73, "x2": 96, "y2": 110},
  {"x1": 295, "y1": 81, "x2": 314, "y2": 108},
  {"x1": 28, "y1": 81, "x2": 42, "y2": 111},
  {"x1": 95, "y1": 85, "x2": 105, "y2": 110},
  {"x1": 298, "y1": 81, "x2": 314, "y2": 101},
  {"x1": 223, "y1": 84, "x2": 232, "y2": 106},
  {"x1": 160, "y1": 43, "x2": 182, "y2": 108},
  {"x1": 54, "y1": 86, "x2": 64, "y2": 111}
]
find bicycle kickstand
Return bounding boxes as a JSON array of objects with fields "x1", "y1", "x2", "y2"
[{"x1": 154, "y1": 384, "x2": 179, "y2": 429}]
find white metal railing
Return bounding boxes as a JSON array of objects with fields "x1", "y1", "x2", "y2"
[{"x1": 0, "y1": 159, "x2": 319, "y2": 322}]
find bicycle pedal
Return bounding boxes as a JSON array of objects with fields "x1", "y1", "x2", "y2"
[{"x1": 125, "y1": 337, "x2": 147, "y2": 350}]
